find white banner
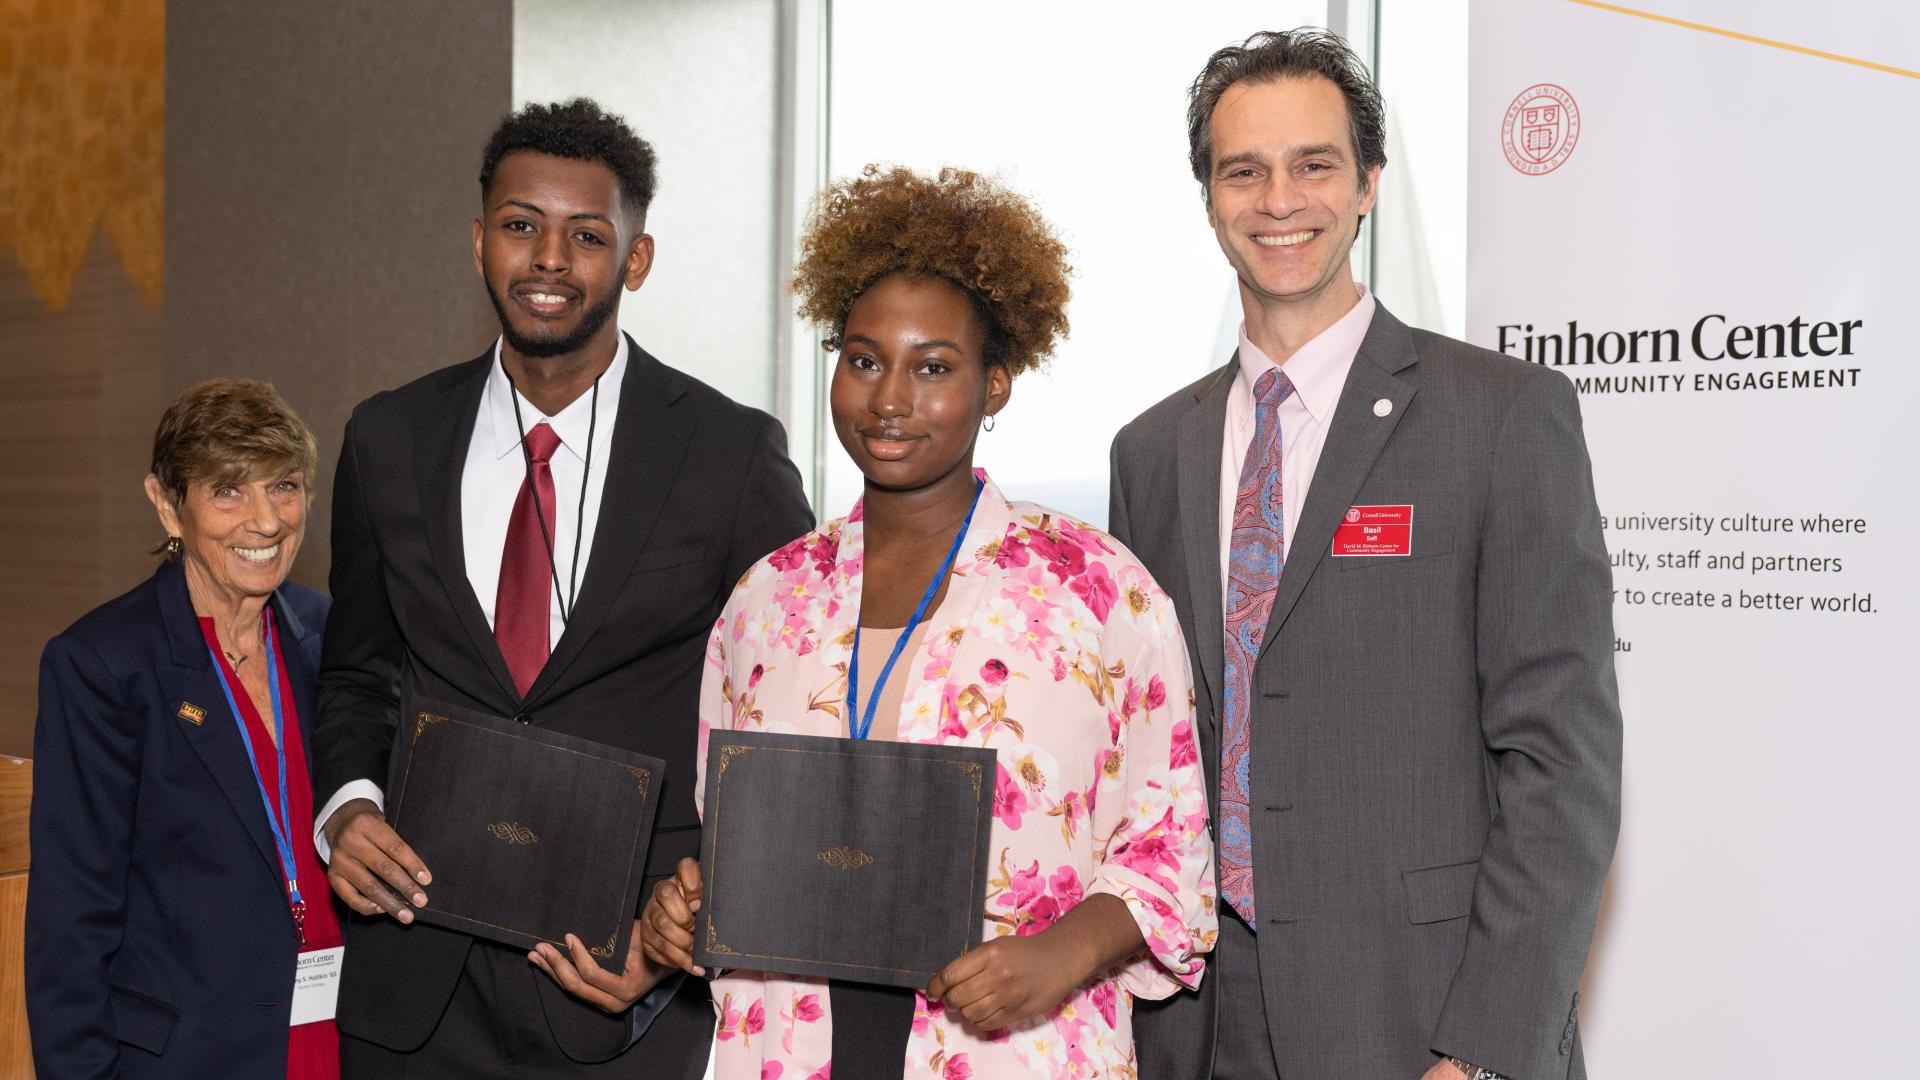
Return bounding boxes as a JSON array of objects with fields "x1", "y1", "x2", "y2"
[{"x1": 1468, "y1": 1, "x2": 1918, "y2": 1071}]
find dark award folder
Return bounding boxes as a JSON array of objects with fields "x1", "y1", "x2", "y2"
[
  {"x1": 386, "y1": 698, "x2": 664, "y2": 974},
  {"x1": 695, "y1": 730, "x2": 997, "y2": 989}
]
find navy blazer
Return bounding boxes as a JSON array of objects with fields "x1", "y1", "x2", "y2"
[{"x1": 27, "y1": 558, "x2": 332, "y2": 1080}]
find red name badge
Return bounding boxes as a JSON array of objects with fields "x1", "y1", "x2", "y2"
[{"x1": 1332, "y1": 505, "x2": 1414, "y2": 556}]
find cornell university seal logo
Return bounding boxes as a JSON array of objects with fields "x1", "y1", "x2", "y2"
[{"x1": 1502, "y1": 83, "x2": 1580, "y2": 175}]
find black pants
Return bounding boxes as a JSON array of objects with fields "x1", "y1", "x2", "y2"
[
  {"x1": 340, "y1": 944, "x2": 676, "y2": 1078},
  {"x1": 827, "y1": 980, "x2": 913, "y2": 1080}
]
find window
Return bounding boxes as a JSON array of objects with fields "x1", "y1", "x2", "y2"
[{"x1": 817, "y1": 0, "x2": 1329, "y2": 526}]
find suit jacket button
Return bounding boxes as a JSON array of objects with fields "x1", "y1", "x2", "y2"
[{"x1": 514, "y1": 712, "x2": 532, "y2": 724}]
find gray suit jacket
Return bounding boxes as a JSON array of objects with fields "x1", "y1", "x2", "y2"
[{"x1": 1110, "y1": 304, "x2": 1620, "y2": 1080}]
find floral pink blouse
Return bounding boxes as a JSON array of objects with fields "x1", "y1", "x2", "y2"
[{"x1": 696, "y1": 472, "x2": 1217, "y2": 1079}]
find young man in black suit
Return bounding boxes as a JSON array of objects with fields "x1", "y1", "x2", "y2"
[{"x1": 312, "y1": 98, "x2": 813, "y2": 1078}]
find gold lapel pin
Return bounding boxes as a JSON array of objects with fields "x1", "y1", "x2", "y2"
[{"x1": 178, "y1": 701, "x2": 207, "y2": 725}]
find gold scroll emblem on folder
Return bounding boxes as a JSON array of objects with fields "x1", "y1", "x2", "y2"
[
  {"x1": 488, "y1": 821, "x2": 539, "y2": 845},
  {"x1": 816, "y1": 846, "x2": 872, "y2": 871}
]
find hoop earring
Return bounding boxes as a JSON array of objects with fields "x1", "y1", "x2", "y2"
[
  {"x1": 164, "y1": 536, "x2": 183, "y2": 556},
  {"x1": 983, "y1": 415, "x2": 997, "y2": 432}
]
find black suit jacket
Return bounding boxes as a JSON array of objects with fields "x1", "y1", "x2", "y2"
[
  {"x1": 315, "y1": 335, "x2": 813, "y2": 1071},
  {"x1": 28, "y1": 560, "x2": 330, "y2": 1080}
]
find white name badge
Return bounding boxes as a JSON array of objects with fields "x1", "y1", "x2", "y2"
[{"x1": 289, "y1": 946, "x2": 345, "y2": 1027}]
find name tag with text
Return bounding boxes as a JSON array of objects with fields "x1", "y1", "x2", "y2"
[
  {"x1": 289, "y1": 946, "x2": 344, "y2": 1027},
  {"x1": 1332, "y1": 505, "x2": 1414, "y2": 556}
]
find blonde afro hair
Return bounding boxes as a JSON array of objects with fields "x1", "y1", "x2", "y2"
[{"x1": 792, "y1": 165, "x2": 1072, "y2": 377}]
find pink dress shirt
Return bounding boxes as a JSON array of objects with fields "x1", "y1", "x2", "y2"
[{"x1": 1218, "y1": 284, "x2": 1378, "y2": 605}]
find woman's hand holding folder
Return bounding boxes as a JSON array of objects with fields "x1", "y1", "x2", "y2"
[
  {"x1": 640, "y1": 857, "x2": 707, "y2": 978},
  {"x1": 641, "y1": 853, "x2": 1148, "y2": 1034},
  {"x1": 924, "y1": 892, "x2": 1144, "y2": 1032}
]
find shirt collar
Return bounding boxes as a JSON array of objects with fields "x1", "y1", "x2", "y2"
[
  {"x1": 481, "y1": 333, "x2": 629, "y2": 463},
  {"x1": 1235, "y1": 283, "x2": 1376, "y2": 421}
]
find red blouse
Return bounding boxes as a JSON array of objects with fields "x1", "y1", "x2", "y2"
[{"x1": 200, "y1": 610, "x2": 342, "y2": 1080}]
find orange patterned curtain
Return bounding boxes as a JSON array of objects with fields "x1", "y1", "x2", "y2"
[{"x1": 0, "y1": 0, "x2": 165, "y2": 313}]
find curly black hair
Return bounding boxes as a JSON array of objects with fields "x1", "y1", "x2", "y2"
[{"x1": 479, "y1": 97, "x2": 658, "y2": 219}]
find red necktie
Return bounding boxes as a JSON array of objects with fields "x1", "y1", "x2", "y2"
[{"x1": 495, "y1": 422, "x2": 562, "y2": 698}]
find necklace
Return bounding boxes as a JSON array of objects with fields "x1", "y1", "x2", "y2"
[{"x1": 221, "y1": 617, "x2": 264, "y2": 668}]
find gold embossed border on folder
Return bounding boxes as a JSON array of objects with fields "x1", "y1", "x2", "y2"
[
  {"x1": 392, "y1": 711, "x2": 653, "y2": 958},
  {"x1": 702, "y1": 740, "x2": 991, "y2": 979}
]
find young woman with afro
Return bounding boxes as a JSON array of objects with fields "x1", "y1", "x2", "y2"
[{"x1": 645, "y1": 166, "x2": 1216, "y2": 1079}]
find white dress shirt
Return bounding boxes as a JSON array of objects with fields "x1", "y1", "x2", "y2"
[
  {"x1": 1218, "y1": 284, "x2": 1377, "y2": 607},
  {"x1": 315, "y1": 336, "x2": 628, "y2": 856},
  {"x1": 462, "y1": 335, "x2": 627, "y2": 644}
]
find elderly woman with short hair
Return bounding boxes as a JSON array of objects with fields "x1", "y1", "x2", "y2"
[{"x1": 26, "y1": 379, "x2": 341, "y2": 1080}]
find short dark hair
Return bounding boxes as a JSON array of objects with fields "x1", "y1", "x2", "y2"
[
  {"x1": 479, "y1": 97, "x2": 659, "y2": 221},
  {"x1": 1187, "y1": 28, "x2": 1387, "y2": 204}
]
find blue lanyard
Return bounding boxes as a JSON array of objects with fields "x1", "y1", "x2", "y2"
[
  {"x1": 206, "y1": 615, "x2": 307, "y2": 943},
  {"x1": 847, "y1": 478, "x2": 983, "y2": 741}
]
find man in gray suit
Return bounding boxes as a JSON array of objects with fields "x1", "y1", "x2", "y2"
[{"x1": 1111, "y1": 30, "x2": 1620, "y2": 1080}]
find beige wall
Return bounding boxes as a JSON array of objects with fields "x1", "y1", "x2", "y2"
[{"x1": 0, "y1": 1, "x2": 513, "y2": 756}]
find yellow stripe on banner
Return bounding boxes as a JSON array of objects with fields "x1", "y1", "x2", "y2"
[{"x1": 1565, "y1": 0, "x2": 1920, "y2": 80}]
